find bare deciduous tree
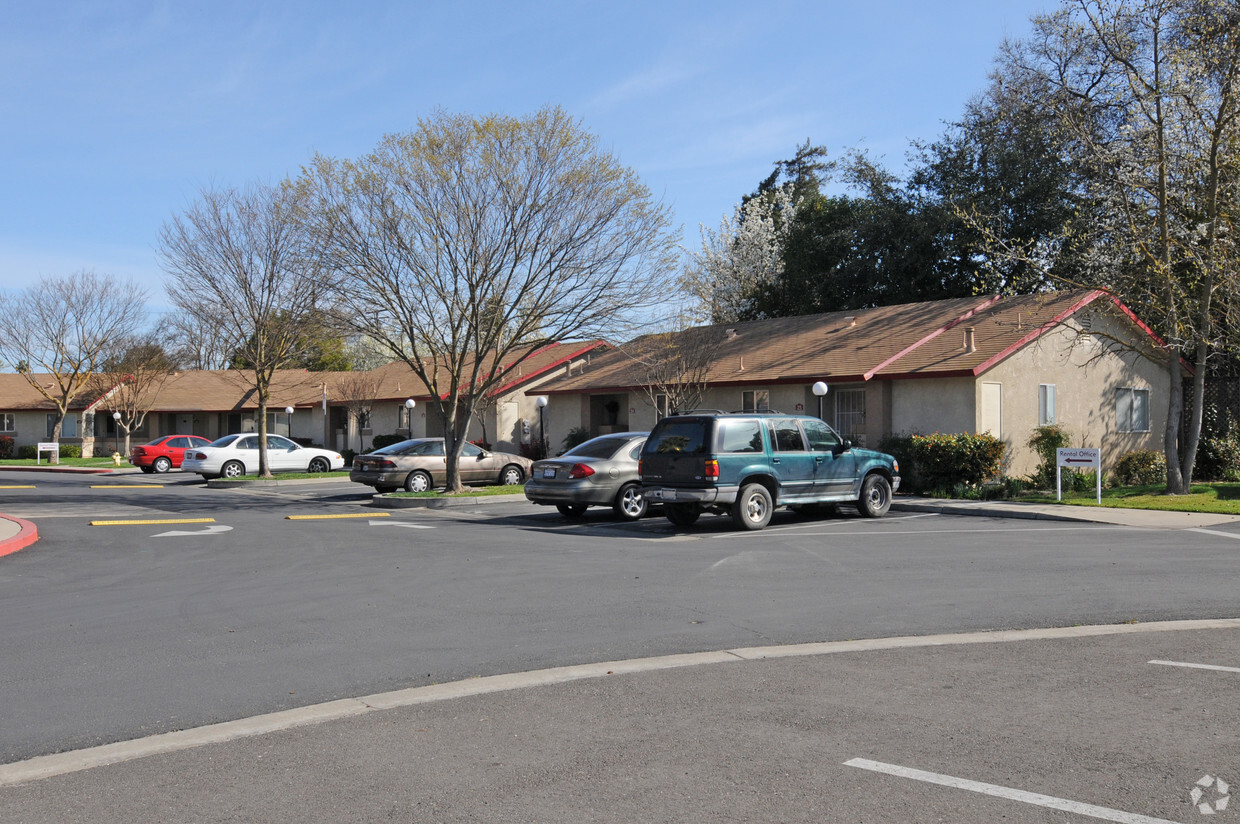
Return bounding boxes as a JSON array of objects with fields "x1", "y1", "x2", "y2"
[
  {"x1": 333, "y1": 371, "x2": 381, "y2": 453},
  {"x1": 622, "y1": 325, "x2": 723, "y2": 417},
  {"x1": 163, "y1": 310, "x2": 233, "y2": 371},
  {"x1": 159, "y1": 183, "x2": 328, "y2": 478},
  {"x1": 89, "y1": 337, "x2": 176, "y2": 456},
  {"x1": 296, "y1": 106, "x2": 679, "y2": 492},
  {"x1": 0, "y1": 271, "x2": 146, "y2": 449}
]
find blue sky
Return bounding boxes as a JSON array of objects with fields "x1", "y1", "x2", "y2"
[{"x1": 1, "y1": 1, "x2": 1049, "y2": 315}]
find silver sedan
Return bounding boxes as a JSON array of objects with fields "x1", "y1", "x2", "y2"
[
  {"x1": 350, "y1": 438, "x2": 531, "y2": 493},
  {"x1": 524, "y1": 432, "x2": 649, "y2": 520}
]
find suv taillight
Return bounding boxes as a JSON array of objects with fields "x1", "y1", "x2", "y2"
[
  {"x1": 705, "y1": 459, "x2": 719, "y2": 479},
  {"x1": 567, "y1": 463, "x2": 595, "y2": 479}
]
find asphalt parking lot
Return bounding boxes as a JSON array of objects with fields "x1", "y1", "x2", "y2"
[{"x1": 3, "y1": 470, "x2": 1240, "y2": 822}]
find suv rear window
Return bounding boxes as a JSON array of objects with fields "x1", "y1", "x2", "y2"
[{"x1": 646, "y1": 420, "x2": 709, "y2": 455}]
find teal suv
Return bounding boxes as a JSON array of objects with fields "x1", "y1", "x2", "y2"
[{"x1": 639, "y1": 411, "x2": 900, "y2": 530}]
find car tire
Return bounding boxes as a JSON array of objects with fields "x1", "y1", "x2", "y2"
[
  {"x1": 665, "y1": 503, "x2": 700, "y2": 527},
  {"x1": 221, "y1": 461, "x2": 245, "y2": 479},
  {"x1": 857, "y1": 473, "x2": 892, "y2": 518},
  {"x1": 152, "y1": 457, "x2": 172, "y2": 474},
  {"x1": 613, "y1": 483, "x2": 647, "y2": 521},
  {"x1": 404, "y1": 470, "x2": 432, "y2": 493},
  {"x1": 500, "y1": 464, "x2": 524, "y2": 486},
  {"x1": 308, "y1": 457, "x2": 330, "y2": 473},
  {"x1": 556, "y1": 503, "x2": 588, "y2": 519},
  {"x1": 731, "y1": 482, "x2": 774, "y2": 530}
]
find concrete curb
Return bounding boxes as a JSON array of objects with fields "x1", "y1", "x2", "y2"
[
  {"x1": 0, "y1": 515, "x2": 38, "y2": 557},
  {"x1": 371, "y1": 492, "x2": 527, "y2": 509},
  {"x1": 891, "y1": 499, "x2": 1089, "y2": 522},
  {"x1": 3, "y1": 617, "x2": 1238, "y2": 787}
]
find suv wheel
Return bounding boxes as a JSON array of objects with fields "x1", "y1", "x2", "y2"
[
  {"x1": 732, "y1": 482, "x2": 773, "y2": 530},
  {"x1": 665, "y1": 503, "x2": 700, "y2": 527},
  {"x1": 857, "y1": 474, "x2": 892, "y2": 518}
]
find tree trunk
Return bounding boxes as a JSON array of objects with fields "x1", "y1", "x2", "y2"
[{"x1": 257, "y1": 397, "x2": 272, "y2": 479}]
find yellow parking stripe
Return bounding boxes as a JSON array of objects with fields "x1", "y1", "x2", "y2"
[
  {"x1": 0, "y1": 485, "x2": 36, "y2": 489},
  {"x1": 90, "y1": 484, "x2": 165, "y2": 489},
  {"x1": 90, "y1": 518, "x2": 216, "y2": 526},
  {"x1": 285, "y1": 513, "x2": 390, "y2": 521}
]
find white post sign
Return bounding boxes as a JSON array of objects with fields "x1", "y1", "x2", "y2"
[{"x1": 1057, "y1": 447, "x2": 1102, "y2": 504}]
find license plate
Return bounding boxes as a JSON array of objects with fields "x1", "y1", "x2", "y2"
[
  {"x1": 542, "y1": 467, "x2": 556, "y2": 478},
  {"x1": 661, "y1": 488, "x2": 676, "y2": 501}
]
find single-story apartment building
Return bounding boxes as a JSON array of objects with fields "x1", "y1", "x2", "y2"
[
  {"x1": 528, "y1": 289, "x2": 1175, "y2": 477},
  {"x1": 0, "y1": 342, "x2": 608, "y2": 458}
]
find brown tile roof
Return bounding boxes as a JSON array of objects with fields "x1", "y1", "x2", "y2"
[
  {"x1": 0, "y1": 373, "x2": 110, "y2": 411},
  {"x1": 534, "y1": 290, "x2": 1128, "y2": 394},
  {"x1": 114, "y1": 341, "x2": 610, "y2": 412}
]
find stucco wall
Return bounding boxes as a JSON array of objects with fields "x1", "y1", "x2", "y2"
[
  {"x1": 981, "y1": 316, "x2": 1167, "y2": 476},
  {"x1": 890, "y1": 377, "x2": 978, "y2": 440}
]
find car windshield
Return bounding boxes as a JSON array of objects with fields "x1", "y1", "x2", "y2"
[
  {"x1": 208, "y1": 435, "x2": 240, "y2": 448},
  {"x1": 566, "y1": 437, "x2": 633, "y2": 460}
]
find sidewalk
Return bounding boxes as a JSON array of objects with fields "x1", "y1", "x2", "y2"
[{"x1": 891, "y1": 496, "x2": 1240, "y2": 529}]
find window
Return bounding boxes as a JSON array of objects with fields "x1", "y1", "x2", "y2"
[
  {"x1": 654, "y1": 393, "x2": 669, "y2": 420},
  {"x1": 47, "y1": 414, "x2": 77, "y2": 438},
  {"x1": 0, "y1": 413, "x2": 13, "y2": 432},
  {"x1": 741, "y1": 389, "x2": 769, "y2": 413},
  {"x1": 801, "y1": 418, "x2": 841, "y2": 451},
  {"x1": 716, "y1": 419, "x2": 763, "y2": 453},
  {"x1": 1039, "y1": 384, "x2": 1056, "y2": 426},
  {"x1": 834, "y1": 389, "x2": 865, "y2": 440},
  {"x1": 358, "y1": 408, "x2": 372, "y2": 433},
  {"x1": 1116, "y1": 388, "x2": 1150, "y2": 432},
  {"x1": 765, "y1": 419, "x2": 806, "y2": 452},
  {"x1": 646, "y1": 420, "x2": 708, "y2": 455}
]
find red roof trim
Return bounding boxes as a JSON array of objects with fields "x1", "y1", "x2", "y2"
[
  {"x1": 488, "y1": 341, "x2": 608, "y2": 397},
  {"x1": 862, "y1": 294, "x2": 1003, "y2": 381},
  {"x1": 969, "y1": 290, "x2": 1106, "y2": 376}
]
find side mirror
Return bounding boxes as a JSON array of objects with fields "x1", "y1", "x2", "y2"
[{"x1": 833, "y1": 440, "x2": 852, "y2": 455}]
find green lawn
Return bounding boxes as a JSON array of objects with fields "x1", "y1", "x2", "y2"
[
  {"x1": 213, "y1": 470, "x2": 351, "y2": 481},
  {"x1": 1015, "y1": 483, "x2": 1240, "y2": 515},
  {"x1": 0, "y1": 457, "x2": 118, "y2": 467}
]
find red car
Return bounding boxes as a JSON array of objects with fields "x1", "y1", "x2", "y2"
[{"x1": 130, "y1": 435, "x2": 213, "y2": 474}]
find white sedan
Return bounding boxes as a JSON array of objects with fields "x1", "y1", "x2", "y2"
[{"x1": 182, "y1": 433, "x2": 345, "y2": 479}]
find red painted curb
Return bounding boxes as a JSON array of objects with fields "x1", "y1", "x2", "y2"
[{"x1": 0, "y1": 516, "x2": 38, "y2": 557}]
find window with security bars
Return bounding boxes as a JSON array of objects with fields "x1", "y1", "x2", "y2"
[
  {"x1": 834, "y1": 389, "x2": 865, "y2": 444},
  {"x1": 1116, "y1": 387, "x2": 1150, "y2": 432}
]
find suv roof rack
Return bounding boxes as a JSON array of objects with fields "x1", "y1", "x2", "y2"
[
  {"x1": 727, "y1": 409, "x2": 783, "y2": 414},
  {"x1": 670, "y1": 408, "x2": 726, "y2": 415}
]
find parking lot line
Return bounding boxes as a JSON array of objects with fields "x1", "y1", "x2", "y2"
[
  {"x1": 90, "y1": 518, "x2": 216, "y2": 527},
  {"x1": 1149, "y1": 659, "x2": 1240, "y2": 674},
  {"x1": 285, "y1": 512, "x2": 390, "y2": 521},
  {"x1": 0, "y1": 485, "x2": 36, "y2": 489},
  {"x1": 844, "y1": 758, "x2": 1179, "y2": 824},
  {"x1": 1189, "y1": 527, "x2": 1240, "y2": 541}
]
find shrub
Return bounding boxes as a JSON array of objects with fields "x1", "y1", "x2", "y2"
[
  {"x1": 0, "y1": 436, "x2": 12, "y2": 459},
  {"x1": 881, "y1": 432, "x2": 1005, "y2": 494},
  {"x1": 59, "y1": 444, "x2": 81, "y2": 459},
  {"x1": 371, "y1": 433, "x2": 405, "y2": 451},
  {"x1": 17, "y1": 445, "x2": 36, "y2": 459},
  {"x1": 1113, "y1": 449, "x2": 1167, "y2": 486},
  {"x1": 1196, "y1": 422, "x2": 1240, "y2": 481},
  {"x1": 340, "y1": 448, "x2": 356, "y2": 466},
  {"x1": 561, "y1": 427, "x2": 591, "y2": 452},
  {"x1": 518, "y1": 442, "x2": 546, "y2": 461},
  {"x1": 1026, "y1": 425, "x2": 1071, "y2": 488}
]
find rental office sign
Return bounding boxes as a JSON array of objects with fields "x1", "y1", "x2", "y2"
[{"x1": 1057, "y1": 447, "x2": 1102, "y2": 504}]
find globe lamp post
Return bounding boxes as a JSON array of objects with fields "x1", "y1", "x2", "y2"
[
  {"x1": 812, "y1": 382, "x2": 829, "y2": 422},
  {"x1": 535, "y1": 396, "x2": 549, "y2": 457}
]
